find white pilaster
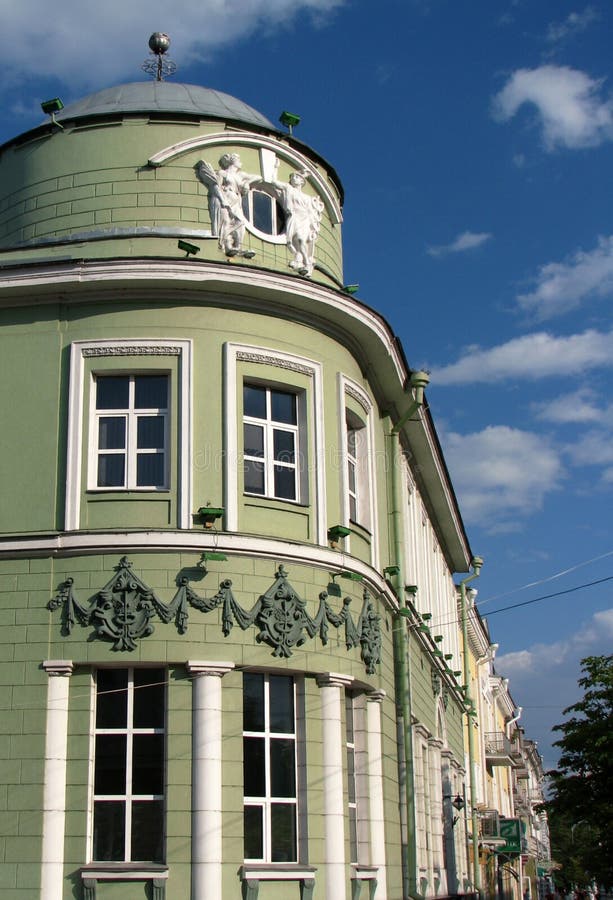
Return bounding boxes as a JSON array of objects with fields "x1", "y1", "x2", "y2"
[
  {"x1": 40, "y1": 660, "x2": 74, "y2": 900},
  {"x1": 187, "y1": 661, "x2": 235, "y2": 900},
  {"x1": 367, "y1": 690, "x2": 388, "y2": 899},
  {"x1": 317, "y1": 673, "x2": 353, "y2": 900}
]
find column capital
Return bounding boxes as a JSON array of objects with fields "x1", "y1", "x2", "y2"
[
  {"x1": 366, "y1": 689, "x2": 386, "y2": 704},
  {"x1": 43, "y1": 660, "x2": 74, "y2": 677},
  {"x1": 187, "y1": 661, "x2": 235, "y2": 678},
  {"x1": 316, "y1": 672, "x2": 354, "y2": 689}
]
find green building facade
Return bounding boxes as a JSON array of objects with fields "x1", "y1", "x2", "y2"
[{"x1": 0, "y1": 73, "x2": 474, "y2": 900}]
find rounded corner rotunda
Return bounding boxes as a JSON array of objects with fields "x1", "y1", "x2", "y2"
[{"x1": 0, "y1": 50, "x2": 541, "y2": 900}]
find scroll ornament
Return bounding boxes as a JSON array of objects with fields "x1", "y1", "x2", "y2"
[{"x1": 48, "y1": 558, "x2": 382, "y2": 674}]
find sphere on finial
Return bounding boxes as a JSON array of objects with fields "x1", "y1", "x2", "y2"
[{"x1": 148, "y1": 32, "x2": 171, "y2": 55}]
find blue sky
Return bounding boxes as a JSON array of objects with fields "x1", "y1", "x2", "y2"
[{"x1": 2, "y1": 0, "x2": 613, "y2": 769}]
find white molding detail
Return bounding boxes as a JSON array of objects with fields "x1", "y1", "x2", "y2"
[
  {"x1": 0, "y1": 529, "x2": 398, "y2": 609},
  {"x1": 224, "y1": 342, "x2": 327, "y2": 545},
  {"x1": 65, "y1": 339, "x2": 193, "y2": 531},
  {"x1": 40, "y1": 661, "x2": 74, "y2": 900},
  {"x1": 148, "y1": 130, "x2": 342, "y2": 225}
]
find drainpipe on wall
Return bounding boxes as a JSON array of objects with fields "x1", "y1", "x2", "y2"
[
  {"x1": 389, "y1": 370, "x2": 429, "y2": 900},
  {"x1": 459, "y1": 556, "x2": 484, "y2": 894}
]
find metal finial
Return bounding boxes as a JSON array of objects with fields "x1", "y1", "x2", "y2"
[{"x1": 142, "y1": 32, "x2": 177, "y2": 81}]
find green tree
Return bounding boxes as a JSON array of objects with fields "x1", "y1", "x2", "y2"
[{"x1": 546, "y1": 654, "x2": 613, "y2": 890}]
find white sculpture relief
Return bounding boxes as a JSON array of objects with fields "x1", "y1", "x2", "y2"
[
  {"x1": 267, "y1": 169, "x2": 324, "y2": 276},
  {"x1": 195, "y1": 154, "x2": 260, "y2": 258},
  {"x1": 195, "y1": 152, "x2": 325, "y2": 276}
]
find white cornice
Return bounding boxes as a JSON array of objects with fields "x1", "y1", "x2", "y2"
[{"x1": 0, "y1": 529, "x2": 399, "y2": 609}]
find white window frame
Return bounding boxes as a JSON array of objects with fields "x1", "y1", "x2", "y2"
[
  {"x1": 224, "y1": 343, "x2": 326, "y2": 543},
  {"x1": 243, "y1": 673, "x2": 299, "y2": 864},
  {"x1": 89, "y1": 667, "x2": 166, "y2": 864},
  {"x1": 338, "y1": 375, "x2": 379, "y2": 566},
  {"x1": 243, "y1": 384, "x2": 302, "y2": 503},
  {"x1": 241, "y1": 188, "x2": 287, "y2": 243},
  {"x1": 89, "y1": 373, "x2": 169, "y2": 491},
  {"x1": 65, "y1": 339, "x2": 193, "y2": 530}
]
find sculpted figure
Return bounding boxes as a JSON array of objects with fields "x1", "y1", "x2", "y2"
[
  {"x1": 195, "y1": 153, "x2": 259, "y2": 257},
  {"x1": 268, "y1": 169, "x2": 324, "y2": 276}
]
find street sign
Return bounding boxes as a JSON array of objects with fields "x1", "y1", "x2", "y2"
[{"x1": 497, "y1": 818, "x2": 521, "y2": 856}]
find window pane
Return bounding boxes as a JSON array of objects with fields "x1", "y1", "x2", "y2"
[
  {"x1": 93, "y1": 801, "x2": 125, "y2": 861},
  {"x1": 134, "y1": 375, "x2": 168, "y2": 410},
  {"x1": 243, "y1": 673, "x2": 265, "y2": 732},
  {"x1": 269, "y1": 676, "x2": 294, "y2": 733},
  {"x1": 94, "y1": 734, "x2": 126, "y2": 794},
  {"x1": 96, "y1": 670, "x2": 128, "y2": 728},
  {"x1": 132, "y1": 800, "x2": 164, "y2": 862},
  {"x1": 96, "y1": 376, "x2": 129, "y2": 410},
  {"x1": 270, "y1": 738, "x2": 296, "y2": 798},
  {"x1": 244, "y1": 385, "x2": 266, "y2": 419},
  {"x1": 348, "y1": 461, "x2": 356, "y2": 494},
  {"x1": 271, "y1": 804, "x2": 296, "y2": 862},
  {"x1": 136, "y1": 453, "x2": 165, "y2": 488},
  {"x1": 349, "y1": 807, "x2": 358, "y2": 863},
  {"x1": 349, "y1": 495, "x2": 357, "y2": 522},
  {"x1": 345, "y1": 694, "x2": 354, "y2": 740},
  {"x1": 275, "y1": 202, "x2": 286, "y2": 236},
  {"x1": 347, "y1": 428, "x2": 357, "y2": 456},
  {"x1": 244, "y1": 424, "x2": 264, "y2": 457},
  {"x1": 98, "y1": 454, "x2": 125, "y2": 488},
  {"x1": 133, "y1": 669, "x2": 165, "y2": 729},
  {"x1": 99, "y1": 417, "x2": 126, "y2": 450},
  {"x1": 253, "y1": 191, "x2": 273, "y2": 234},
  {"x1": 274, "y1": 465, "x2": 296, "y2": 500},
  {"x1": 243, "y1": 737, "x2": 266, "y2": 797},
  {"x1": 244, "y1": 805, "x2": 264, "y2": 859},
  {"x1": 347, "y1": 747, "x2": 356, "y2": 803},
  {"x1": 137, "y1": 416, "x2": 164, "y2": 449},
  {"x1": 273, "y1": 429, "x2": 295, "y2": 464},
  {"x1": 132, "y1": 734, "x2": 164, "y2": 795},
  {"x1": 271, "y1": 391, "x2": 296, "y2": 425},
  {"x1": 244, "y1": 459, "x2": 265, "y2": 495}
]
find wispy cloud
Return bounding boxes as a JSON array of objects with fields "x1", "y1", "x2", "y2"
[
  {"x1": 427, "y1": 231, "x2": 492, "y2": 258},
  {"x1": 0, "y1": 0, "x2": 344, "y2": 93},
  {"x1": 545, "y1": 6, "x2": 599, "y2": 45},
  {"x1": 533, "y1": 388, "x2": 613, "y2": 425},
  {"x1": 492, "y1": 65, "x2": 613, "y2": 150},
  {"x1": 432, "y1": 329, "x2": 613, "y2": 385},
  {"x1": 517, "y1": 235, "x2": 613, "y2": 320},
  {"x1": 441, "y1": 425, "x2": 563, "y2": 526}
]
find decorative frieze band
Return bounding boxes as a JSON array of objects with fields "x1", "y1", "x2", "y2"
[
  {"x1": 236, "y1": 350, "x2": 313, "y2": 377},
  {"x1": 48, "y1": 557, "x2": 382, "y2": 676},
  {"x1": 82, "y1": 346, "x2": 181, "y2": 357}
]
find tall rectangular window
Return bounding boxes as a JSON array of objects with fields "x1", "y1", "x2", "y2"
[
  {"x1": 243, "y1": 385, "x2": 299, "y2": 501},
  {"x1": 243, "y1": 673, "x2": 297, "y2": 862},
  {"x1": 345, "y1": 409, "x2": 370, "y2": 529},
  {"x1": 92, "y1": 668, "x2": 166, "y2": 863},
  {"x1": 93, "y1": 374, "x2": 168, "y2": 489},
  {"x1": 345, "y1": 692, "x2": 358, "y2": 863}
]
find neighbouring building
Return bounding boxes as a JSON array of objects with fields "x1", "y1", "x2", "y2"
[{"x1": 0, "y1": 37, "x2": 543, "y2": 900}]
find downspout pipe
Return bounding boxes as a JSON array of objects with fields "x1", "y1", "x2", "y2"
[
  {"x1": 389, "y1": 370, "x2": 429, "y2": 899},
  {"x1": 506, "y1": 707, "x2": 522, "y2": 738},
  {"x1": 459, "y1": 556, "x2": 484, "y2": 893}
]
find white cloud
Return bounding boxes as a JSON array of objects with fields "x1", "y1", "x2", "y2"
[
  {"x1": 517, "y1": 235, "x2": 613, "y2": 320},
  {"x1": 427, "y1": 231, "x2": 492, "y2": 258},
  {"x1": 433, "y1": 329, "x2": 613, "y2": 385},
  {"x1": 566, "y1": 430, "x2": 613, "y2": 468},
  {"x1": 532, "y1": 387, "x2": 611, "y2": 424},
  {"x1": 492, "y1": 65, "x2": 613, "y2": 150},
  {"x1": 546, "y1": 7, "x2": 599, "y2": 44},
  {"x1": 495, "y1": 607, "x2": 613, "y2": 767},
  {"x1": 0, "y1": 1, "x2": 344, "y2": 93},
  {"x1": 442, "y1": 425, "x2": 563, "y2": 525}
]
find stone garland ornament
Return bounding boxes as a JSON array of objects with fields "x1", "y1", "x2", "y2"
[{"x1": 48, "y1": 558, "x2": 382, "y2": 674}]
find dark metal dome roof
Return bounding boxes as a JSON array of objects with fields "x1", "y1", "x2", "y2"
[{"x1": 53, "y1": 81, "x2": 274, "y2": 129}]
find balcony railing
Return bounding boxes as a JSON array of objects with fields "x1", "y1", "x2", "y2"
[{"x1": 484, "y1": 732, "x2": 515, "y2": 765}]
